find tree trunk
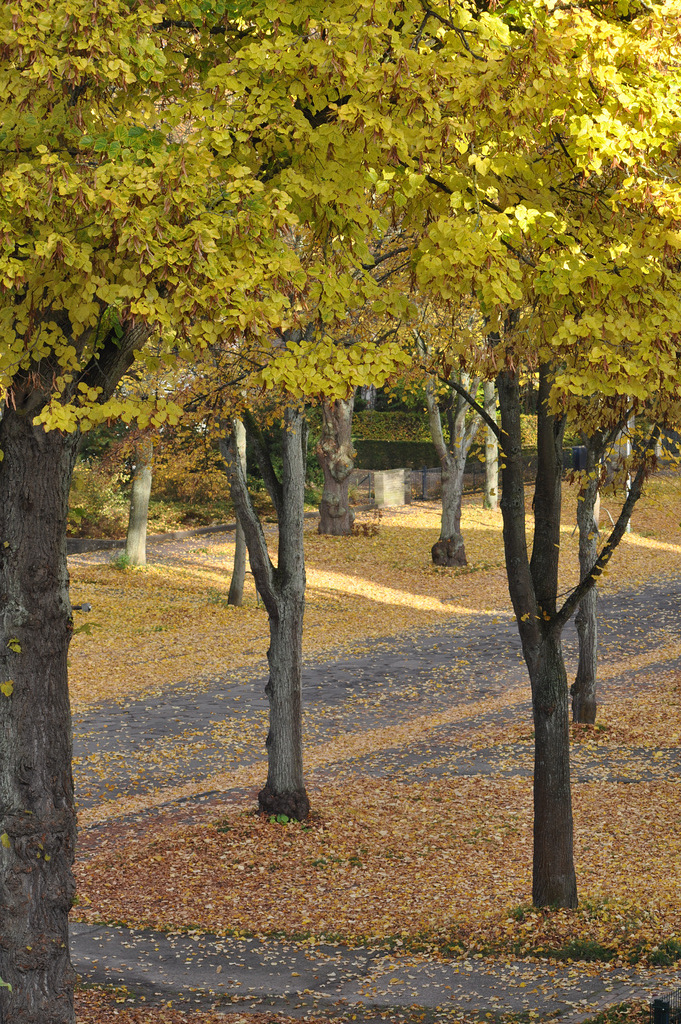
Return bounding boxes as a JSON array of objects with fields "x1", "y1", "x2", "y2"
[
  {"x1": 433, "y1": 455, "x2": 467, "y2": 565},
  {"x1": 529, "y1": 629, "x2": 577, "y2": 907},
  {"x1": 125, "y1": 438, "x2": 153, "y2": 567},
  {"x1": 483, "y1": 381, "x2": 499, "y2": 511},
  {"x1": 497, "y1": 362, "x2": 577, "y2": 909},
  {"x1": 426, "y1": 377, "x2": 480, "y2": 566},
  {"x1": 260, "y1": 590, "x2": 306, "y2": 818},
  {"x1": 316, "y1": 394, "x2": 356, "y2": 536},
  {"x1": 228, "y1": 420, "x2": 248, "y2": 607},
  {"x1": 221, "y1": 406, "x2": 310, "y2": 821},
  {"x1": 0, "y1": 410, "x2": 79, "y2": 1024},
  {"x1": 572, "y1": 444, "x2": 600, "y2": 724}
]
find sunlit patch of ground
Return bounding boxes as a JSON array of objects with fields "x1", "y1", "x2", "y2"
[{"x1": 67, "y1": 474, "x2": 681, "y2": 711}]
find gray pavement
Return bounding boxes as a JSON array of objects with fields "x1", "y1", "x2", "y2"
[
  {"x1": 71, "y1": 921, "x2": 681, "y2": 1021},
  {"x1": 72, "y1": 577, "x2": 681, "y2": 808}
]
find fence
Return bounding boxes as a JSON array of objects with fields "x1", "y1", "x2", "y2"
[
  {"x1": 651, "y1": 987, "x2": 681, "y2": 1024},
  {"x1": 349, "y1": 450, "x2": 576, "y2": 507}
]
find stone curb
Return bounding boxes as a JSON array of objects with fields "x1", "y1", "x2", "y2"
[
  {"x1": 66, "y1": 521, "x2": 237, "y2": 554},
  {"x1": 65, "y1": 506, "x2": 384, "y2": 554}
]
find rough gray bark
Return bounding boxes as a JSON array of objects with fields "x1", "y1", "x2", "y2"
[
  {"x1": 316, "y1": 393, "x2": 356, "y2": 536},
  {"x1": 496, "y1": 362, "x2": 657, "y2": 907},
  {"x1": 0, "y1": 324, "x2": 146, "y2": 1023},
  {"x1": 221, "y1": 406, "x2": 310, "y2": 820},
  {"x1": 228, "y1": 419, "x2": 247, "y2": 606},
  {"x1": 483, "y1": 381, "x2": 499, "y2": 511},
  {"x1": 572, "y1": 441, "x2": 601, "y2": 724},
  {"x1": 426, "y1": 375, "x2": 480, "y2": 566},
  {"x1": 125, "y1": 437, "x2": 153, "y2": 567},
  {"x1": 0, "y1": 410, "x2": 79, "y2": 1024},
  {"x1": 497, "y1": 363, "x2": 578, "y2": 908}
]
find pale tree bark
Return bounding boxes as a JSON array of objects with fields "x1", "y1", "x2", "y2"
[
  {"x1": 125, "y1": 437, "x2": 153, "y2": 566},
  {"x1": 0, "y1": 324, "x2": 148, "y2": 1023},
  {"x1": 483, "y1": 381, "x2": 499, "y2": 511},
  {"x1": 228, "y1": 419, "x2": 248, "y2": 606},
  {"x1": 221, "y1": 406, "x2": 310, "y2": 821},
  {"x1": 316, "y1": 392, "x2": 356, "y2": 536},
  {"x1": 426, "y1": 375, "x2": 481, "y2": 566}
]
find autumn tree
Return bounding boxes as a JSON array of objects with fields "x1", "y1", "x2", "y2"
[
  {"x1": 227, "y1": 419, "x2": 249, "y2": 606},
  {"x1": 125, "y1": 436, "x2": 154, "y2": 566},
  {"x1": 389, "y1": 0, "x2": 681, "y2": 906},
  {"x1": 0, "y1": 2, "x2": 321, "y2": 1019},
  {"x1": 217, "y1": 330, "x2": 408, "y2": 820},
  {"x1": 426, "y1": 372, "x2": 481, "y2": 566},
  {"x1": 483, "y1": 382, "x2": 499, "y2": 512},
  {"x1": 222, "y1": 404, "x2": 310, "y2": 819}
]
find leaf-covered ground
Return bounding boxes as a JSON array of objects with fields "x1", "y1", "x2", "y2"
[
  {"x1": 75, "y1": 988, "x2": 340, "y2": 1024},
  {"x1": 75, "y1": 767, "x2": 681, "y2": 966},
  {"x1": 69, "y1": 474, "x2": 681, "y2": 1020},
  {"x1": 74, "y1": 985, "x2": 649, "y2": 1024},
  {"x1": 67, "y1": 473, "x2": 681, "y2": 711}
]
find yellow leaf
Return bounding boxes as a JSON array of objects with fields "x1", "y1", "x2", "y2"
[{"x1": 1, "y1": 681, "x2": 14, "y2": 697}]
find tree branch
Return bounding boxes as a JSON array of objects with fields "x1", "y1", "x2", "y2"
[
  {"x1": 220, "y1": 421, "x2": 278, "y2": 617},
  {"x1": 437, "y1": 373, "x2": 501, "y2": 440},
  {"x1": 555, "y1": 424, "x2": 660, "y2": 629},
  {"x1": 242, "y1": 409, "x2": 284, "y2": 519}
]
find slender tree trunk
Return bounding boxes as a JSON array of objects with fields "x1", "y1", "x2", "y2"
[
  {"x1": 228, "y1": 419, "x2": 248, "y2": 607},
  {"x1": 572, "y1": 443, "x2": 600, "y2": 724},
  {"x1": 426, "y1": 377, "x2": 480, "y2": 566},
  {"x1": 316, "y1": 393, "x2": 356, "y2": 536},
  {"x1": 0, "y1": 411, "x2": 79, "y2": 1024},
  {"x1": 125, "y1": 437, "x2": 153, "y2": 566},
  {"x1": 528, "y1": 629, "x2": 576, "y2": 906},
  {"x1": 221, "y1": 406, "x2": 310, "y2": 820},
  {"x1": 497, "y1": 363, "x2": 577, "y2": 909},
  {"x1": 483, "y1": 381, "x2": 499, "y2": 511}
]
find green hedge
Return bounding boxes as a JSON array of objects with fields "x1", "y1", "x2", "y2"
[
  {"x1": 354, "y1": 439, "x2": 577, "y2": 472},
  {"x1": 351, "y1": 410, "x2": 581, "y2": 451},
  {"x1": 354, "y1": 440, "x2": 439, "y2": 469},
  {"x1": 352, "y1": 410, "x2": 431, "y2": 441}
]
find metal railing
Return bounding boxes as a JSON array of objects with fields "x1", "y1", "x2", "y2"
[{"x1": 652, "y1": 987, "x2": 681, "y2": 1024}]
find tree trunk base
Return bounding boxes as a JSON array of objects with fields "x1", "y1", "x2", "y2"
[
  {"x1": 432, "y1": 536, "x2": 467, "y2": 566},
  {"x1": 318, "y1": 498, "x2": 355, "y2": 536},
  {"x1": 570, "y1": 690, "x2": 597, "y2": 724},
  {"x1": 258, "y1": 784, "x2": 310, "y2": 821}
]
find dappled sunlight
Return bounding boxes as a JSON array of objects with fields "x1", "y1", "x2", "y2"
[
  {"x1": 307, "y1": 566, "x2": 508, "y2": 618},
  {"x1": 618, "y1": 532, "x2": 681, "y2": 556},
  {"x1": 68, "y1": 474, "x2": 681, "y2": 711}
]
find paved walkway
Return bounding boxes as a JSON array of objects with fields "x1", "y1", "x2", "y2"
[
  {"x1": 72, "y1": 921, "x2": 681, "y2": 1022},
  {"x1": 70, "y1": 571, "x2": 681, "y2": 1021},
  {"x1": 72, "y1": 577, "x2": 681, "y2": 809}
]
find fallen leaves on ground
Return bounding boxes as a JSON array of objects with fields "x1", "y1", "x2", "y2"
[
  {"x1": 75, "y1": 987, "x2": 333, "y2": 1024},
  {"x1": 75, "y1": 767, "x2": 681, "y2": 966},
  {"x1": 67, "y1": 474, "x2": 681, "y2": 711}
]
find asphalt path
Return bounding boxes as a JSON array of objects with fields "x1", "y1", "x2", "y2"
[{"x1": 72, "y1": 577, "x2": 681, "y2": 808}]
